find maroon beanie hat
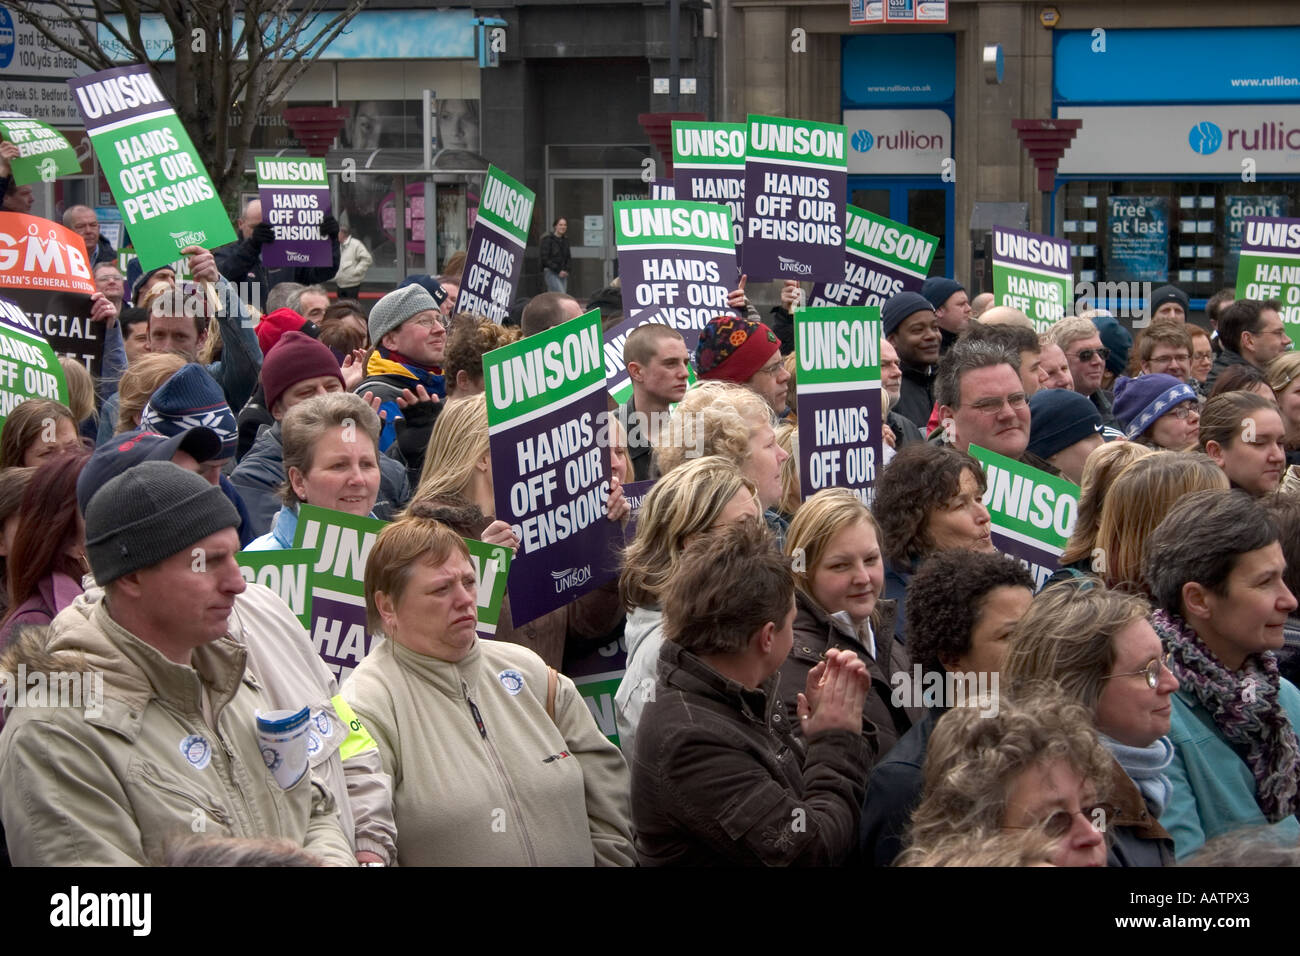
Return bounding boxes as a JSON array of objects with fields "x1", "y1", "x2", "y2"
[
  {"x1": 261, "y1": 331, "x2": 345, "y2": 412},
  {"x1": 694, "y1": 314, "x2": 780, "y2": 384}
]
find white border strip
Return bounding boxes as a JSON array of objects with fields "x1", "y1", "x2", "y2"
[
  {"x1": 797, "y1": 380, "x2": 881, "y2": 395},
  {"x1": 86, "y1": 108, "x2": 175, "y2": 137}
]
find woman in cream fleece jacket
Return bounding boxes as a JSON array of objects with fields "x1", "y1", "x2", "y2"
[{"x1": 343, "y1": 515, "x2": 636, "y2": 866}]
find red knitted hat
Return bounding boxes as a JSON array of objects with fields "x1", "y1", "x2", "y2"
[
  {"x1": 694, "y1": 314, "x2": 780, "y2": 384},
  {"x1": 256, "y1": 308, "x2": 320, "y2": 355},
  {"x1": 261, "y1": 331, "x2": 345, "y2": 412}
]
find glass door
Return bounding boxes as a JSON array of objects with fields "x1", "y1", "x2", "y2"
[
  {"x1": 549, "y1": 176, "x2": 607, "y2": 301},
  {"x1": 847, "y1": 177, "x2": 954, "y2": 278}
]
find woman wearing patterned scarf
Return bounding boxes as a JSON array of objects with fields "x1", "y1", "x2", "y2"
[{"x1": 1142, "y1": 489, "x2": 1300, "y2": 860}]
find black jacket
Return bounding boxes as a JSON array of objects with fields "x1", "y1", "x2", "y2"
[
  {"x1": 1205, "y1": 347, "x2": 1248, "y2": 394},
  {"x1": 618, "y1": 395, "x2": 654, "y2": 483},
  {"x1": 887, "y1": 409, "x2": 923, "y2": 449},
  {"x1": 894, "y1": 362, "x2": 936, "y2": 429},
  {"x1": 216, "y1": 234, "x2": 340, "y2": 312},
  {"x1": 859, "y1": 706, "x2": 945, "y2": 866},
  {"x1": 539, "y1": 232, "x2": 570, "y2": 273},
  {"x1": 631, "y1": 640, "x2": 872, "y2": 866}
]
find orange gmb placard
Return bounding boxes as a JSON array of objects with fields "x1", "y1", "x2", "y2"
[{"x1": 0, "y1": 213, "x2": 98, "y2": 295}]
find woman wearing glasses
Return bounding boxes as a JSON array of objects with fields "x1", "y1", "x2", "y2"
[
  {"x1": 900, "y1": 689, "x2": 1111, "y2": 867},
  {"x1": 1002, "y1": 583, "x2": 1179, "y2": 866},
  {"x1": 1144, "y1": 490, "x2": 1300, "y2": 860},
  {"x1": 1112, "y1": 373, "x2": 1201, "y2": 451}
]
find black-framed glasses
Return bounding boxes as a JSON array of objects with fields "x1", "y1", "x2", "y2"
[
  {"x1": 1005, "y1": 802, "x2": 1121, "y2": 839},
  {"x1": 1100, "y1": 652, "x2": 1172, "y2": 689},
  {"x1": 1071, "y1": 347, "x2": 1110, "y2": 363}
]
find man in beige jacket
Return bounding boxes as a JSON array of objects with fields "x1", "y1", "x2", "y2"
[{"x1": 0, "y1": 462, "x2": 356, "y2": 866}]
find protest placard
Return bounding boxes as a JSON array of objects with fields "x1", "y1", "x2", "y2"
[
  {"x1": 609, "y1": 199, "x2": 736, "y2": 401},
  {"x1": 255, "y1": 156, "x2": 331, "y2": 270},
  {"x1": 0, "y1": 212, "x2": 105, "y2": 376},
  {"x1": 0, "y1": 112, "x2": 80, "y2": 185},
  {"x1": 566, "y1": 636, "x2": 628, "y2": 746},
  {"x1": 457, "y1": 165, "x2": 534, "y2": 324},
  {"x1": 795, "y1": 307, "x2": 882, "y2": 505},
  {"x1": 238, "y1": 548, "x2": 314, "y2": 630},
  {"x1": 1236, "y1": 216, "x2": 1300, "y2": 345},
  {"x1": 68, "y1": 65, "x2": 235, "y2": 269},
  {"x1": 743, "y1": 114, "x2": 847, "y2": 282},
  {"x1": 807, "y1": 206, "x2": 937, "y2": 308},
  {"x1": 0, "y1": 293, "x2": 69, "y2": 430},
  {"x1": 991, "y1": 226, "x2": 1073, "y2": 333},
  {"x1": 621, "y1": 478, "x2": 656, "y2": 542},
  {"x1": 969, "y1": 444, "x2": 1080, "y2": 590},
  {"x1": 293, "y1": 505, "x2": 384, "y2": 683},
  {"x1": 464, "y1": 536, "x2": 512, "y2": 637},
  {"x1": 484, "y1": 308, "x2": 619, "y2": 625},
  {"x1": 650, "y1": 178, "x2": 676, "y2": 200},
  {"x1": 672, "y1": 120, "x2": 745, "y2": 250}
]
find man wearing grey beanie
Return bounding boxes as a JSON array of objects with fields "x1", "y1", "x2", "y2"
[
  {"x1": 0, "y1": 462, "x2": 357, "y2": 866},
  {"x1": 354, "y1": 282, "x2": 446, "y2": 458}
]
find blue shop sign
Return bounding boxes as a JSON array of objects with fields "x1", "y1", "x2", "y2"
[
  {"x1": 1055, "y1": 27, "x2": 1300, "y2": 105},
  {"x1": 843, "y1": 34, "x2": 955, "y2": 107}
]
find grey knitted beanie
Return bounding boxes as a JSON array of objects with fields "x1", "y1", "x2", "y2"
[
  {"x1": 85, "y1": 461, "x2": 240, "y2": 586},
  {"x1": 368, "y1": 284, "x2": 440, "y2": 345}
]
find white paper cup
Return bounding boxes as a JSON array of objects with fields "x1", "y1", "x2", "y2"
[{"x1": 255, "y1": 706, "x2": 311, "y2": 789}]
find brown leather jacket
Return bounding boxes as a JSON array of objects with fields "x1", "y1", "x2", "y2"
[
  {"x1": 630, "y1": 640, "x2": 872, "y2": 866},
  {"x1": 777, "y1": 593, "x2": 920, "y2": 762}
]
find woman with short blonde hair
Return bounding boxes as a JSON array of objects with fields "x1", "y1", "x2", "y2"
[
  {"x1": 413, "y1": 393, "x2": 490, "y2": 506},
  {"x1": 1091, "y1": 451, "x2": 1229, "y2": 590},
  {"x1": 615, "y1": 456, "x2": 761, "y2": 755},
  {"x1": 654, "y1": 380, "x2": 789, "y2": 542},
  {"x1": 774, "y1": 421, "x2": 800, "y2": 520},
  {"x1": 781, "y1": 487, "x2": 914, "y2": 755}
]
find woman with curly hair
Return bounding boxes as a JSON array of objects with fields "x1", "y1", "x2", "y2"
[
  {"x1": 900, "y1": 688, "x2": 1112, "y2": 867},
  {"x1": 1002, "y1": 583, "x2": 1179, "y2": 866},
  {"x1": 654, "y1": 380, "x2": 790, "y2": 545},
  {"x1": 613, "y1": 457, "x2": 761, "y2": 756},
  {"x1": 860, "y1": 549, "x2": 1034, "y2": 865},
  {"x1": 873, "y1": 442, "x2": 993, "y2": 643}
]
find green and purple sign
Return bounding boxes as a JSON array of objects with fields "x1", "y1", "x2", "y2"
[
  {"x1": 1235, "y1": 217, "x2": 1300, "y2": 346},
  {"x1": 794, "y1": 307, "x2": 882, "y2": 505},
  {"x1": 485, "y1": 308, "x2": 619, "y2": 625},
  {"x1": 991, "y1": 226, "x2": 1073, "y2": 334},
  {"x1": 458, "y1": 165, "x2": 534, "y2": 324},
  {"x1": 68, "y1": 65, "x2": 235, "y2": 269},
  {"x1": 969, "y1": 444, "x2": 1080, "y2": 590},
  {"x1": 256, "y1": 156, "x2": 331, "y2": 270},
  {"x1": 0, "y1": 112, "x2": 79, "y2": 185},
  {"x1": 672, "y1": 120, "x2": 746, "y2": 251},
  {"x1": 807, "y1": 206, "x2": 937, "y2": 308},
  {"x1": 743, "y1": 114, "x2": 846, "y2": 282}
]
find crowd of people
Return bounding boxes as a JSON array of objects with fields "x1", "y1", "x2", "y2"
[{"x1": 2, "y1": 139, "x2": 1299, "y2": 868}]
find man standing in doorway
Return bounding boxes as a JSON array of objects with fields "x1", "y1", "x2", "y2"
[{"x1": 541, "y1": 217, "x2": 571, "y2": 293}]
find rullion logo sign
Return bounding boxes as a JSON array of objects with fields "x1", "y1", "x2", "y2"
[{"x1": 1188, "y1": 121, "x2": 1223, "y2": 155}]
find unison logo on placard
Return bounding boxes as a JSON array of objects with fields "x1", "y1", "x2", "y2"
[
  {"x1": 552, "y1": 565, "x2": 592, "y2": 593},
  {"x1": 1188, "y1": 122, "x2": 1223, "y2": 155},
  {"x1": 778, "y1": 255, "x2": 812, "y2": 276},
  {"x1": 284, "y1": 251, "x2": 311, "y2": 263},
  {"x1": 169, "y1": 229, "x2": 207, "y2": 248}
]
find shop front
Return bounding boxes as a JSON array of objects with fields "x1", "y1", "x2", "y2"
[{"x1": 1055, "y1": 26, "x2": 1300, "y2": 314}]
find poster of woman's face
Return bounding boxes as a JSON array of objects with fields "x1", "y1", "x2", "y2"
[
  {"x1": 435, "y1": 99, "x2": 481, "y2": 154},
  {"x1": 342, "y1": 100, "x2": 423, "y2": 150}
]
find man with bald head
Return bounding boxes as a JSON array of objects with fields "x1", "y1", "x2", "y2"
[{"x1": 216, "y1": 197, "x2": 342, "y2": 311}]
